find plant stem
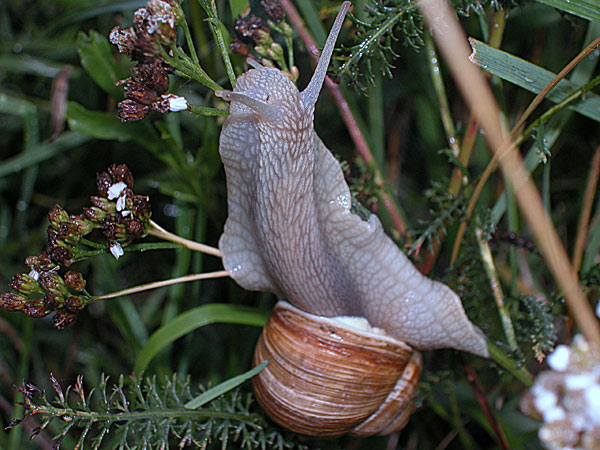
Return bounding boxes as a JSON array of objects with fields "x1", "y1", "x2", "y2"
[
  {"x1": 476, "y1": 228, "x2": 518, "y2": 351},
  {"x1": 93, "y1": 270, "x2": 230, "y2": 301},
  {"x1": 573, "y1": 145, "x2": 600, "y2": 274},
  {"x1": 196, "y1": 0, "x2": 237, "y2": 88},
  {"x1": 422, "y1": 0, "x2": 600, "y2": 354},
  {"x1": 187, "y1": 104, "x2": 228, "y2": 116},
  {"x1": 149, "y1": 220, "x2": 222, "y2": 257},
  {"x1": 487, "y1": 341, "x2": 534, "y2": 387},
  {"x1": 279, "y1": 0, "x2": 407, "y2": 235},
  {"x1": 27, "y1": 404, "x2": 259, "y2": 425},
  {"x1": 180, "y1": 13, "x2": 200, "y2": 68}
]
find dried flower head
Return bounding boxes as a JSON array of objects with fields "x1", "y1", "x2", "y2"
[
  {"x1": 521, "y1": 335, "x2": 600, "y2": 450},
  {"x1": 53, "y1": 310, "x2": 78, "y2": 330},
  {"x1": 234, "y1": 14, "x2": 270, "y2": 43},
  {"x1": 261, "y1": 0, "x2": 285, "y2": 23}
]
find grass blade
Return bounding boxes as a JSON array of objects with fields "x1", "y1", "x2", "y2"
[
  {"x1": 135, "y1": 304, "x2": 269, "y2": 372},
  {"x1": 184, "y1": 360, "x2": 268, "y2": 409},
  {"x1": 535, "y1": 0, "x2": 600, "y2": 24},
  {"x1": 470, "y1": 39, "x2": 600, "y2": 122}
]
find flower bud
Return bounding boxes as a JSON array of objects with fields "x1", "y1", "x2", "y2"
[
  {"x1": 64, "y1": 296, "x2": 86, "y2": 313},
  {"x1": 109, "y1": 164, "x2": 134, "y2": 188},
  {"x1": 132, "y1": 62, "x2": 171, "y2": 94},
  {"x1": 123, "y1": 79, "x2": 159, "y2": 105},
  {"x1": 84, "y1": 206, "x2": 108, "y2": 223},
  {"x1": 90, "y1": 196, "x2": 116, "y2": 212},
  {"x1": 26, "y1": 252, "x2": 57, "y2": 271},
  {"x1": 125, "y1": 217, "x2": 146, "y2": 238},
  {"x1": 70, "y1": 214, "x2": 95, "y2": 235},
  {"x1": 118, "y1": 98, "x2": 151, "y2": 123},
  {"x1": 102, "y1": 219, "x2": 128, "y2": 242},
  {"x1": 48, "y1": 205, "x2": 70, "y2": 230},
  {"x1": 96, "y1": 169, "x2": 113, "y2": 197},
  {"x1": 23, "y1": 299, "x2": 51, "y2": 318},
  {"x1": 132, "y1": 195, "x2": 152, "y2": 220},
  {"x1": 261, "y1": 0, "x2": 285, "y2": 23},
  {"x1": 59, "y1": 222, "x2": 81, "y2": 245},
  {"x1": 47, "y1": 226, "x2": 61, "y2": 247},
  {"x1": 234, "y1": 15, "x2": 269, "y2": 42},
  {"x1": 48, "y1": 246, "x2": 75, "y2": 267},
  {"x1": 267, "y1": 42, "x2": 284, "y2": 60},
  {"x1": 64, "y1": 271, "x2": 87, "y2": 292},
  {"x1": 10, "y1": 273, "x2": 43, "y2": 295},
  {"x1": 146, "y1": 0, "x2": 177, "y2": 45},
  {"x1": 43, "y1": 292, "x2": 64, "y2": 310},
  {"x1": 109, "y1": 27, "x2": 138, "y2": 59},
  {"x1": 53, "y1": 310, "x2": 78, "y2": 330},
  {"x1": 230, "y1": 38, "x2": 250, "y2": 57},
  {"x1": 0, "y1": 292, "x2": 28, "y2": 311},
  {"x1": 39, "y1": 271, "x2": 66, "y2": 295}
]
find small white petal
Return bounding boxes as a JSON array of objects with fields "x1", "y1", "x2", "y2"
[
  {"x1": 110, "y1": 243, "x2": 124, "y2": 260},
  {"x1": 566, "y1": 372, "x2": 596, "y2": 390},
  {"x1": 534, "y1": 388, "x2": 558, "y2": 412},
  {"x1": 548, "y1": 345, "x2": 570, "y2": 371},
  {"x1": 116, "y1": 195, "x2": 127, "y2": 212},
  {"x1": 121, "y1": 210, "x2": 131, "y2": 217},
  {"x1": 28, "y1": 269, "x2": 39, "y2": 281},
  {"x1": 108, "y1": 182, "x2": 128, "y2": 200},
  {"x1": 167, "y1": 95, "x2": 188, "y2": 112},
  {"x1": 585, "y1": 384, "x2": 600, "y2": 424},
  {"x1": 596, "y1": 300, "x2": 600, "y2": 318},
  {"x1": 542, "y1": 406, "x2": 565, "y2": 423}
]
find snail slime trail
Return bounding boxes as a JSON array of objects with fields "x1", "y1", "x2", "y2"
[{"x1": 216, "y1": 0, "x2": 488, "y2": 437}]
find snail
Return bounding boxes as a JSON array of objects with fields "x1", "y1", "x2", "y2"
[{"x1": 216, "y1": 1, "x2": 488, "y2": 437}]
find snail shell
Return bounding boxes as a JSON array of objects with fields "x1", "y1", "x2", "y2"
[{"x1": 252, "y1": 301, "x2": 423, "y2": 437}]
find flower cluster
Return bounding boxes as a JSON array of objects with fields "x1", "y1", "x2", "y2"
[
  {"x1": 1, "y1": 268, "x2": 89, "y2": 330},
  {"x1": 90, "y1": 164, "x2": 152, "y2": 257},
  {"x1": 230, "y1": 0, "x2": 298, "y2": 82},
  {"x1": 110, "y1": 0, "x2": 188, "y2": 122},
  {"x1": 0, "y1": 164, "x2": 152, "y2": 329},
  {"x1": 521, "y1": 335, "x2": 600, "y2": 450}
]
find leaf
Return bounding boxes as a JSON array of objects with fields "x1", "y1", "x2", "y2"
[
  {"x1": 66, "y1": 102, "x2": 163, "y2": 155},
  {"x1": 469, "y1": 39, "x2": 600, "y2": 123},
  {"x1": 135, "y1": 304, "x2": 269, "y2": 373},
  {"x1": 77, "y1": 30, "x2": 130, "y2": 98},
  {"x1": 0, "y1": 131, "x2": 91, "y2": 178},
  {"x1": 184, "y1": 360, "x2": 269, "y2": 409},
  {"x1": 535, "y1": 0, "x2": 600, "y2": 24}
]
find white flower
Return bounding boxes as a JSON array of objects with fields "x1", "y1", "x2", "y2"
[
  {"x1": 28, "y1": 269, "x2": 39, "y2": 281},
  {"x1": 164, "y1": 94, "x2": 188, "y2": 112},
  {"x1": 109, "y1": 242, "x2": 124, "y2": 260},
  {"x1": 107, "y1": 181, "x2": 128, "y2": 200},
  {"x1": 116, "y1": 195, "x2": 127, "y2": 212},
  {"x1": 548, "y1": 345, "x2": 570, "y2": 372}
]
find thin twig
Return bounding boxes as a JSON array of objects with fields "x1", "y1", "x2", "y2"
[
  {"x1": 460, "y1": 357, "x2": 510, "y2": 450},
  {"x1": 149, "y1": 220, "x2": 223, "y2": 257},
  {"x1": 450, "y1": 73, "x2": 600, "y2": 265},
  {"x1": 94, "y1": 270, "x2": 230, "y2": 301},
  {"x1": 421, "y1": 0, "x2": 600, "y2": 354},
  {"x1": 573, "y1": 145, "x2": 600, "y2": 274},
  {"x1": 279, "y1": 0, "x2": 406, "y2": 235},
  {"x1": 476, "y1": 228, "x2": 518, "y2": 351}
]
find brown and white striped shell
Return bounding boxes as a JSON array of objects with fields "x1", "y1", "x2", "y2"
[{"x1": 252, "y1": 301, "x2": 422, "y2": 437}]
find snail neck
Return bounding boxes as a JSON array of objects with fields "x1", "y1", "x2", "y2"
[{"x1": 253, "y1": 127, "x2": 354, "y2": 316}]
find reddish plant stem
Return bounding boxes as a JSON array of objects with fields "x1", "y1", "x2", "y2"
[
  {"x1": 460, "y1": 356, "x2": 510, "y2": 450},
  {"x1": 280, "y1": 0, "x2": 406, "y2": 235}
]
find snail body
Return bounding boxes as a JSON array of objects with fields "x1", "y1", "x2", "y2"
[{"x1": 216, "y1": 1, "x2": 488, "y2": 437}]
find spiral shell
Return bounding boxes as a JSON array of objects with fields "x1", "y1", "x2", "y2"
[{"x1": 252, "y1": 301, "x2": 423, "y2": 437}]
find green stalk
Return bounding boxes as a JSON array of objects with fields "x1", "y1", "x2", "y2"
[{"x1": 476, "y1": 228, "x2": 518, "y2": 352}]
